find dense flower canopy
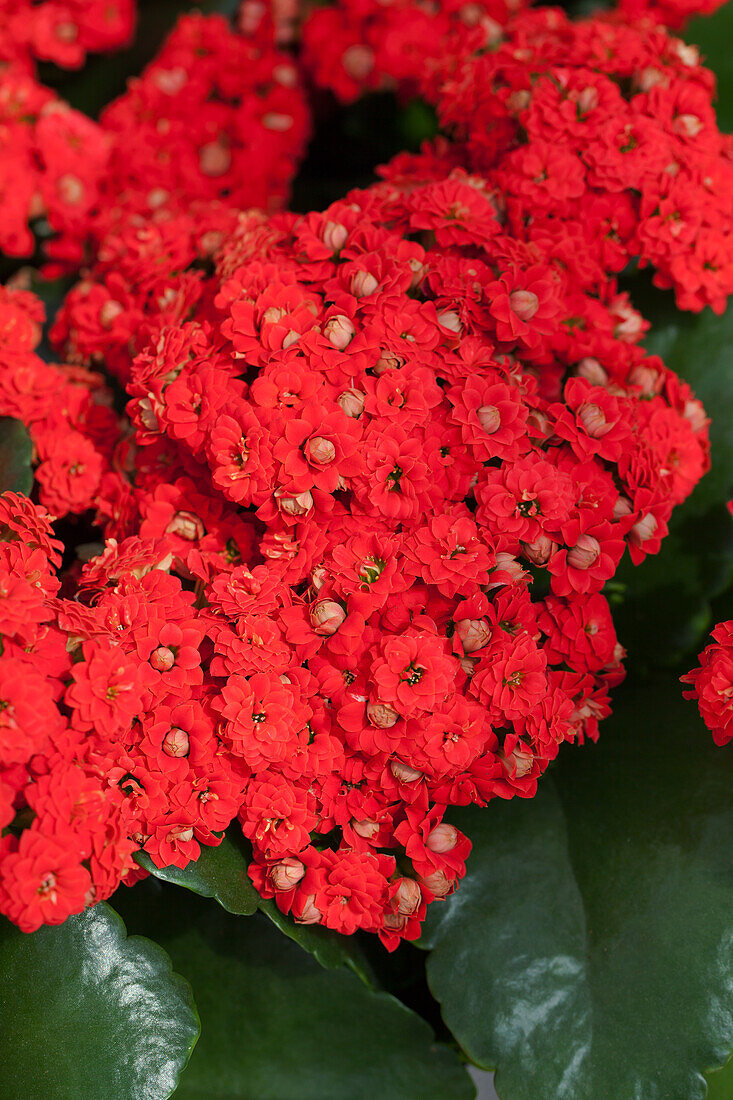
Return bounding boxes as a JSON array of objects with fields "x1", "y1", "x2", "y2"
[{"x1": 0, "y1": 0, "x2": 727, "y2": 940}]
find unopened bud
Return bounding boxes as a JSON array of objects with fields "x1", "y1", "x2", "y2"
[
  {"x1": 383, "y1": 912, "x2": 407, "y2": 931},
  {"x1": 684, "y1": 398, "x2": 707, "y2": 433},
  {"x1": 150, "y1": 645, "x2": 175, "y2": 672},
  {"x1": 395, "y1": 877, "x2": 422, "y2": 915},
  {"x1": 367, "y1": 701, "x2": 400, "y2": 728},
  {"x1": 199, "y1": 140, "x2": 231, "y2": 177},
  {"x1": 353, "y1": 819, "x2": 380, "y2": 840},
  {"x1": 309, "y1": 599, "x2": 346, "y2": 635},
  {"x1": 567, "y1": 535, "x2": 601, "y2": 571},
  {"x1": 426, "y1": 824, "x2": 458, "y2": 853},
  {"x1": 342, "y1": 43, "x2": 374, "y2": 80},
  {"x1": 275, "y1": 488, "x2": 314, "y2": 517},
  {"x1": 374, "y1": 352, "x2": 402, "y2": 374},
  {"x1": 674, "y1": 114, "x2": 703, "y2": 138},
  {"x1": 613, "y1": 495, "x2": 633, "y2": 520},
  {"x1": 629, "y1": 512, "x2": 657, "y2": 547},
  {"x1": 321, "y1": 221, "x2": 348, "y2": 252},
  {"x1": 500, "y1": 746, "x2": 534, "y2": 778},
  {"x1": 166, "y1": 511, "x2": 204, "y2": 540},
  {"x1": 578, "y1": 402, "x2": 609, "y2": 438},
  {"x1": 269, "y1": 858, "x2": 305, "y2": 890},
  {"x1": 575, "y1": 358, "x2": 608, "y2": 386},
  {"x1": 294, "y1": 894, "x2": 322, "y2": 924},
  {"x1": 418, "y1": 870, "x2": 453, "y2": 898},
  {"x1": 521, "y1": 534, "x2": 556, "y2": 566},
  {"x1": 324, "y1": 315, "x2": 355, "y2": 349},
  {"x1": 337, "y1": 388, "x2": 365, "y2": 418},
  {"x1": 477, "y1": 405, "x2": 501, "y2": 434},
  {"x1": 437, "y1": 310, "x2": 463, "y2": 334},
  {"x1": 163, "y1": 727, "x2": 190, "y2": 758},
  {"x1": 350, "y1": 270, "x2": 379, "y2": 297},
  {"x1": 454, "y1": 618, "x2": 491, "y2": 653},
  {"x1": 169, "y1": 825, "x2": 194, "y2": 844},
  {"x1": 488, "y1": 552, "x2": 527, "y2": 587},
  {"x1": 57, "y1": 173, "x2": 84, "y2": 205},
  {"x1": 305, "y1": 436, "x2": 336, "y2": 465},
  {"x1": 628, "y1": 364, "x2": 659, "y2": 393},
  {"x1": 509, "y1": 289, "x2": 539, "y2": 321},
  {"x1": 390, "y1": 760, "x2": 423, "y2": 783},
  {"x1": 100, "y1": 300, "x2": 123, "y2": 329}
]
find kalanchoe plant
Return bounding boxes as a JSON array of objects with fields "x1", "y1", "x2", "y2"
[{"x1": 0, "y1": 0, "x2": 733, "y2": 1096}]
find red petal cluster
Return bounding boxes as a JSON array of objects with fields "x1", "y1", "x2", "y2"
[{"x1": 683, "y1": 617, "x2": 733, "y2": 746}]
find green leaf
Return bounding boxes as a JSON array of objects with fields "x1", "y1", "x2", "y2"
[
  {"x1": 0, "y1": 417, "x2": 33, "y2": 496},
  {"x1": 706, "y1": 1057, "x2": 733, "y2": 1100},
  {"x1": 421, "y1": 675, "x2": 733, "y2": 1100},
  {"x1": 0, "y1": 901, "x2": 199, "y2": 1100},
  {"x1": 688, "y1": 3, "x2": 733, "y2": 131},
  {"x1": 113, "y1": 885, "x2": 475, "y2": 1100},
  {"x1": 613, "y1": 286, "x2": 733, "y2": 667},
  {"x1": 135, "y1": 833, "x2": 259, "y2": 917},
  {"x1": 257, "y1": 896, "x2": 375, "y2": 985}
]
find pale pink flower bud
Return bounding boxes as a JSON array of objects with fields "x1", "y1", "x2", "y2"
[
  {"x1": 324, "y1": 315, "x2": 355, "y2": 349},
  {"x1": 477, "y1": 404, "x2": 501, "y2": 434},
  {"x1": 613, "y1": 495, "x2": 633, "y2": 519},
  {"x1": 567, "y1": 535, "x2": 601, "y2": 571},
  {"x1": 350, "y1": 270, "x2": 379, "y2": 297},
  {"x1": 374, "y1": 352, "x2": 403, "y2": 374},
  {"x1": 163, "y1": 727, "x2": 190, "y2": 758},
  {"x1": 437, "y1": 310, "x2": 463, "y2": 334},
  {"x1": 684, "y1": 398, "x2": 707, "y2": 433},
  {"x1": 138, "y1": 398, "x2": 159, "y2": 432},
  {"x1": 150, "y1": 646, "x2": 175, "y2": 672},
  {"x1": 418, "y1": 870, "x2": 453, "y2": 898},
  {"x1": 507, "y1": 89, "x2": 531, "y2": 112},
  {"x1": 509, "y1": 289, "x2": 539, "y2": 321},
  {"x1": 390, "y1": 760, "x2": 423, "y2": 783},
  {"x1": 395, "y1": 877, "x2": 422, "y2": 915},
  {"x1": 262, "y1": 112, "x2": 293, "y2": 132},
  {"x1": 310, "y1": 565, "x2": 328, "y2": 592},
  {"x1": 57, "y1": 173, "x2": 84, "y2": 205},
  {"x1": 575, "y1": 357, "x2": 608, "y2": 386},
  {"x1": 199, "y1": 140, "x2": 231, "y2": 177},
  {"x1": 487, "y1": 552, "x2": 528, "y2": 587},
  {"x1": 367, "y1": 701, "x2": 400, "y2": 728},
  {"x1": 460, "y1": 655, "x2": 479, "y2": 675},
  {"x1": 295, "y1": 894, "x2": 322, "y2": 924},
  {"x1": 628, "y1": 363, "x2": 660, "y2": 393},
  {"x1": 337, "y1": 388, "x2": 365, "y2": 418},
  {"x1": 342, "y1": 43, "x2": 374, "y2": 80},
  {"x1": 673, "y1": 42, "x2": 699, "y2": 66},
  {"x1": 305, "y1": 436, "x2": 336, "y2": 465},
  {"x1": 269, "y1": 858, "x2": 305, "y2": 890},
  {"x1": 674, "y1": 114, "x2": 703, "y2": 138},
  {"x1": 153, "y1": 66, "x2": 187, "y2": 94},
  {"x1": 100, "y1": 300, "x2": 124, "y2": 329},
  {"x1": 426, "y1": 824, "x2": 458, "y2": 853},
  {"x1": 169, "y1": 825, "x2": 194, "y2": 844},
  {"x1": 310, "y1": 599, "x2": 346, "y2": 635},
  {"x1": 577, "y1": 402, "x2": 609, "y2": 438},
  {"x1": 637, "y1": 67, "x2": 665, "y2": 91},
  {"x1": 321, "y1": 221, "x2": 348, "y2": 252},
  {"x1": 576, "y1": 86, "x2": 599, "y2": 115},
  {"x1": 454, "y1": 618, "x2": 491, "y2": 653},
  {"x1": 500, "y1": 746, "x2": 534, "y2": 778},
  {"x1": 275, "y1": 488, "x2": 314, "y2": 517},
  {"x1": 629, "y1": 512, "x2": 657, "y2": 547},
  {"x1": 166, "y1": 511, "x2": 204, "y2": 540},
  {"x1": 521, "y1": 534, "x2": 557, "y2": 566},
  {"x1": 383, "y1": 912, "x2": 407, "y2": 931},
  {"x1": 353, "y1": 819, "x2": 380, "y2": 840}
]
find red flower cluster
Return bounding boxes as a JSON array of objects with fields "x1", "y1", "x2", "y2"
[
  {"x1": 683, "y1": 618, "x2": 733, "y2": 745},
  {"x1": 0, "y1": 0, "x2": 135, "y2": 70},
  {"x1": 302, "y1": 2, "x2": 733, "y2": 314}
]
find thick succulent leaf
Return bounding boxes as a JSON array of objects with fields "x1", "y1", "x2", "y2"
[
  {"x1": 0, "y1": 417, "x2": 32, "y2": 496},
  {"x1": 135, "y1": 834, "x2": 259, "y2": 917},
  {"x1": 0, "y1": 901, "x2": 199, "y2": 1100},
  {"x1": 613, "y1": 286, "x2": 733, "y2": 667},
  {"x1": 688, "y1": 3, "x2": 733, "y2": 130},
  {"x1": 113, "y1": 884, "x2": 475, "y2": 1100},
  {"x1": 420, "y1": 675, "x2": 733, "y2": 1100}
]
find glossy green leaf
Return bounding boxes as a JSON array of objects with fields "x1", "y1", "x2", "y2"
[
  {"x1": 113, "y1": 884, "x2": 475, "y2": 1100},
  {"x1": 0, "y1": 901, "x2": 199, "y2": 1100},
  {"x1": 687, "y1": 3, "x2": 733, "y2": 131},
  {"x1": 0, "y1": 417, "x2": 32, "y2": 496},
  {"x1": 135, "y1": 833, "x2": 259, "y2": 917},
  {"x1": 706, "y1": 1056, "x2": 733, "y2": 1100},
  {"x1": 421, "y1": 675, "x2": 733, "y2": 1100},
  {"x1": 613, "y1": 286, "x2": 733, "y2": 667}
]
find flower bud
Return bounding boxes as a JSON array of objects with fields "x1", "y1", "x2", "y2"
[
  {"x1": 275, "y1": 488, "x2": 314, "y2": 517},
  {"x1": 309, "y1": 599, "x2": 346, "y2": 635},
  {"x1": 352, "y1": 819, "x2": 380, "y2": 840},
  {"x1": 437, "y1": 310, "x2": 462, "y2": 334},
  {"x1": 454, "y1": 618, "x2": 491, "y2": 653},
  {"x1": 324, "y1": 315, "x2": 355, "y2": 349},
  {"x1": 321, "y1": 221, "x2": 348, "y2": 252},
  {"x1": 163, "y1": 727, "x2": 190, "y2": 758},
  {"x1": 337, "y1": 388, "x2": 365, "y2": 418},
  {"x1": 627, "y1": 363, "x2": 660, "y2": 393},
  {"x1": 418, "y1": 870, "x2": 453, "y2": 898},
  {"x1": 459, "y1": 655, "x2": 479, "y2": 675},
  {"x1": 294, "y1": 894, "x2": 322, "y2": 924},
  {"x1": 674, "y1": 114, "x2": 703, "y2": 138},
  {"x1": 350, "y1": 270, "x2": 379, "y2": 297},
  {"x1": 521, "y1": 534, "x2": 556, "y2": 566},
  {"x1": 575, "y1": 357, "x2": 608, "y2": 386},
  {"x1": 100, "y1": 300, "x2": 124, "y2": 329},
  {"x1": 310, "y1": 565, "x2": 328, "y2": 592},
  {"x1": 269, "y1": 857, "x2": 305, "y2": 891},
  {"x1": 613, "y1": 494, "x2": 633, "y2": 519},
  {"x1": 367, "y1": 701, "x2": 400, "y2": 728},
  {"x1": 305, "y1": 436, "x2": 336, "y2": 465},
  {"x1": 500, "y1": 746, "x2": 534, "y2": 778},
  {"x1": 477, "y1": 404, "x2": 500, "y2": 434},
  {"x1": 576, "y1": 86, "x2": 599, "y2": 115},
  {"x1": 342, "y1": 43, "x2": 374, "y2": 80},
  {"x1": 507, "y1": 89, "x2": 531, "y2": 113},
  {"x1": 383, "y1": 912, "x2": 407, "y2": 931},
  {"x1": 629, "y1": 512, "x2": 657, "y2": 547},
  {"x1": 199, "y1": 140, "x2": 231, "y2": 177},
  {"x1": 395, "y1": 877, "x2": 422, "y2": 915},
  {"x1": 390, "y1": 760, "x2": 423, "y2": 783},
  {"x1": 426, "y1": 824, "x2": 459, "y2": 853},
  {"x1": 262, "y1": 112, "x2": 293, "y2": 132},
  {"x1": 567, "y1": 535, "x2": 601, "y2": 571},
  {"x1": 684, "y1": 398, "x2": 707, "y2": 433},
  {"x1": 57, "y1": 173, "x2": 84, "y2": 205},
  {"x1": 509, "y1": 289, "x2": 539, "y2": 321},
  {"x1": 150, "y1": 645, "x2": 175, "y2": 672},
  {"x1": 169, "y1": 825, "x2": 194, "y2": 844},
  {"x1": 487, "y1": 552, "x2": 527, "y2": 587},
  {"x1": 578, "y1": 402, "x2": 609, "y2": 438},
  {"x1": 166, "y1": 511, "x2": 204, "y2": 540}
]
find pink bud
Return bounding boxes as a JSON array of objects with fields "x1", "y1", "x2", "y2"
[
  {"x1": 310, "y1": 565, "x2": 328, "y2": 592},
  {"x1": 353, "y1": 819, "x2": 380, "y2": 840},
  {"x1": 337, "y1": 388, "x2": 365, "y2": 418},
  {"x1": 460, "y1": 655, "x2": 479, "y2": 675},
  {"x1": 199, "y1": 140, "x2": 231, "y2": 177},
  {"x1": 627, "y1": 364, "x2": 660, "y2": 393},
  {"x1": 613, "y1": 495, "x2": 633, "y2": 520},
  {"x1": 575, "y1": 357, "x2": 608, "y2": 386},
  {"x1": 395, "y1": 877, "x2": 422, "y2": 915},
  {"x1": 576, "y1": 86, "x2": 599, "y2": 115},
  {"x1": 163, "y1": 727, "x2": 190, "y2": 758},
  {"x1": 309, "y1": 599, "x2": 346, "y2": 635},
  {"x1": 454, "y1": 618, "x2": 491, "y2": 653},
  {"x1": 321, "y1": 221, "x2": 348, "y2": 252},
  {"x1": 269, "y1": 858, "x2": 305, "y2": 890},
  {"x1": 169, "y1": 825, "x2": 194, "y2": 844},
  {"x1": 57, "y1": 173, "x2": 84, "y2": 205},
  {"x1": 342, "y1": 43, "x2": 374, "y2": 80},
  {"x1": 275, "y1": 488, "x2": 314, "y2": 517},
  {"x1": 418, "y1": 870, "x2": 453, "y2": 898},
  {"x1": 305, "y1": 436, "x2": 336, "y2": 465},
  {"x1": 684, "y1": 398, "x2": 707, "y2": 433},
  {"x1": 165, "y1": 511, "x2": 204, "y2": 540},
  {"x1": 437, "y1": 310, "x2": 463, "y2": 334},
  {"x1": 578, "y1": 402, "x2": 609, "y2": 438},
  {"x1": 487, "y1": 552, "x2": 528, "y2": 587},
  {"x1": 367, "y1": 701, "x2": 400, "y2": 728},
  {"x1": 500, "y1": 746, "x2": 534, "y2": 778},
  {"x1": 672, "y1": 41, "x2": 699, "y2": 66},
  {"x1": 426, "y1": 824, "x2": 458, "y2": 853},
  {"x1": 674, "y1": 114, "x2": 703, "y2": 138},
  {"x1": 383, "y1": 912, "x2": 407, "y2": 931},
  {"x1": 150, "y1": 645, "x2": 175, "y2": 672},
  {"x1": 477, "y1": 405, "x2": 501, "y2": 434},
  {"x1": 350, "y1": 270, "x2": 379, "y2": 297},
  {"x1": 294, "y1": 894, "x2": 322, "y2": 924},
  {"x1": 630, "y1": 512, "x2": 657, "y2": 547},
  {"x1": 636, "y1": 66, "x2": 664, "y2": 92},
  {"x1": 262, "y1": 112, "x2": 293, "y2": 132},
  {"x1": 100, "y1": 300, "x2": 124, "y2": 329},
  {"x1": 507, "y1": 89, "x2": 531, "y2": 112},
  {"x1": 509, "y1": 289, "x2": 539, "y2": 321},
  {"x1": 324, "y1": 315, "x2": 355, "y2": 349},
  {"x1": 567, "y1": 535, "x2": 601, "y2": 571},
  {"x1": 374, "y1": 352, "x2": 403, "y2": 374},
  {"x1": 521, "y1": 534, "x2": 556, "y2": 566},
  {"x1": 390, "y1": 760, "x2": 423, "y2": 783}
]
